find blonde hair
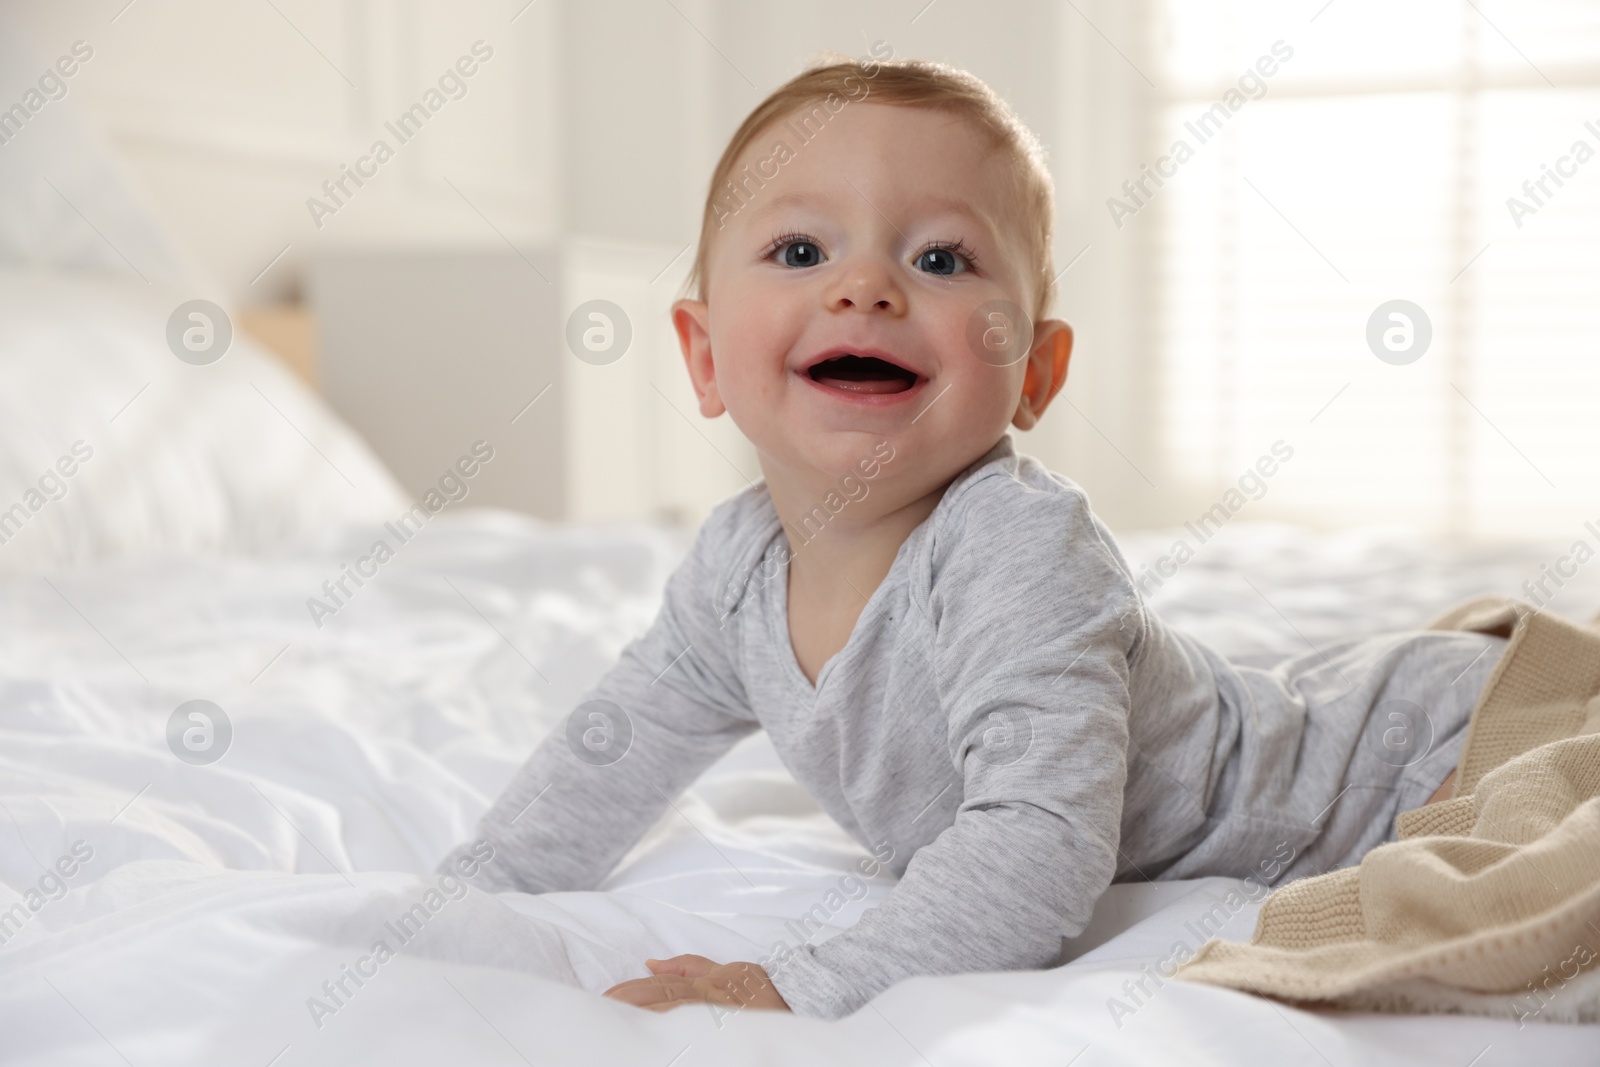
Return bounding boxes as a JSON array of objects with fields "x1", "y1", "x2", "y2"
[{"x1": 687, "y1": 56, "x2": 1058, "y2": 320}]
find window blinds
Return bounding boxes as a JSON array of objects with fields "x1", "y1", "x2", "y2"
[{"x1": 1150, "y1": 0, "x2": 1600, "y2": 540}]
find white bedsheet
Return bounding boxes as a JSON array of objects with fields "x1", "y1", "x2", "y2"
[{"x1": 2, "y1": 513, "x2": 1596, "y2": 1066}]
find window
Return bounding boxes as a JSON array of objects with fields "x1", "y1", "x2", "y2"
[{"x1": 1151, "y1": 0, "x2": 1600, "y2": 539}]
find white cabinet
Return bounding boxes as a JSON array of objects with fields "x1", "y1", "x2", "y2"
[{"x1": 308, "y1": 239, "x2": 758, "y2": 525}]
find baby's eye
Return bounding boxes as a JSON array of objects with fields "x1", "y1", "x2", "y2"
[
  {"x1": 778, "y1": 239, "x2": 824, "y2": 269},
  {"x1": 914, "y1": 246, "x2": 971, "y2": 276}
]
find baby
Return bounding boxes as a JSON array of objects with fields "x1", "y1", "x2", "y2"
[{"x1": 440, "y1": 56, "x2": 1504, "y2": 1019}]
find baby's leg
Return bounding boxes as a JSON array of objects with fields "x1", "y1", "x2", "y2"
[
  {"x1": 1296, "y1": 630, "x2": 1506, "y2": 875},
  {"x1": 1155, "y1": 630, "x2": 1506, "y2": 886},
  {"x1": 1425, "y1": 768, "x2": 1457, "y2": 806}
]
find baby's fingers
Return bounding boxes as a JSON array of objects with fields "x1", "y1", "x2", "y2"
[
  {"x1": 646, "y1": 954, "x2": 719, "y2": 978},
  {"x1": 602, "y1": 974, "x2": 701, "y2": 1008}
]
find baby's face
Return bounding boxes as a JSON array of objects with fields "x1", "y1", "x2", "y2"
[{"x1": 676, "y1": 103, "x2": 1063, "y2": 497}]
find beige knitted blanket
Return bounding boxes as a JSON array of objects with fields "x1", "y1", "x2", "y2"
[{"x1": 1173, "y1": 597, "x2": 1600, "y2": 1026}]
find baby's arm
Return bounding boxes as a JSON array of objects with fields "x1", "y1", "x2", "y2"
[
  {"x1": 768, "y1": 480, "x2": 1141, "y2": 1018},
  {"x1": 439, "y1": 514, "x2": 759, "y2": 893}
]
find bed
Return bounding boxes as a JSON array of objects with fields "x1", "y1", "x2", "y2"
[{"x1": 3, "y1": 264, "x2": 1598, "y2": 1067}]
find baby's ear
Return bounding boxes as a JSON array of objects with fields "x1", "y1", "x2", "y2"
[
  {"x1": 1012, "y1": 319, "x2": 1073, "y2": 430},
  {"x1": 672, "y1": 299, "x2": 725, "y2": 418}
]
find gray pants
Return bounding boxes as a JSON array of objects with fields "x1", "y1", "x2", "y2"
[{"x1": 1158, "y1": 631, "x2": 1507, "y2": 885}]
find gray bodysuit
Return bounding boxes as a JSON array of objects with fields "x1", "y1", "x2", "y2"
[{"x1": 441, "y1": 435, "x2": 1503, "y2": 1018}]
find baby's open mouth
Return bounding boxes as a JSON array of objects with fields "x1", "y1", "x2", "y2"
[{"x1": 806, "y1": 354, "x2": 920, "y2": 395}]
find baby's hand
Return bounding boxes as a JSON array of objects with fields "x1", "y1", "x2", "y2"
[{"x1": 602, "y1": 954, "x2": 790, "y2": 1013}]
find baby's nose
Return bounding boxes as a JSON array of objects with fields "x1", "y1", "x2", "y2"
[{"x1": 826, "y1": 262, "x2": 905, "y2": 314}]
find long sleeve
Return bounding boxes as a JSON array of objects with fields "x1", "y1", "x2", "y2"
[
  {"x1": 439, "y1": 507, "x2": 761, "y2": 893},
  {"x1": 767, "y1": 476, "x2": 1143, "y2": 1017}
]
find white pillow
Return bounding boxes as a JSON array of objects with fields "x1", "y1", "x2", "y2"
[{"x1": 0, "y1": 268, "x2": 407, "y2": 572}]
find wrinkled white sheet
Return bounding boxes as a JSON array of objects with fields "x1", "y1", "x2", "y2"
[{"x1": 2, "y1": 513, "x2": 1596, "y2": 1066}]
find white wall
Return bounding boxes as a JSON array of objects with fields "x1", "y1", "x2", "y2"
[{"x1": 4, "y1": 0, "x2": 562, "y2": 299}]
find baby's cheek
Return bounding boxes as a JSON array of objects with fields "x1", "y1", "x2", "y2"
[
  {"x1": 713, "y1": 313, "x2": 799, "y2": 390},
  {"x1": 956, "y1": 359, "x2": 1026, "y2": 418}
]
